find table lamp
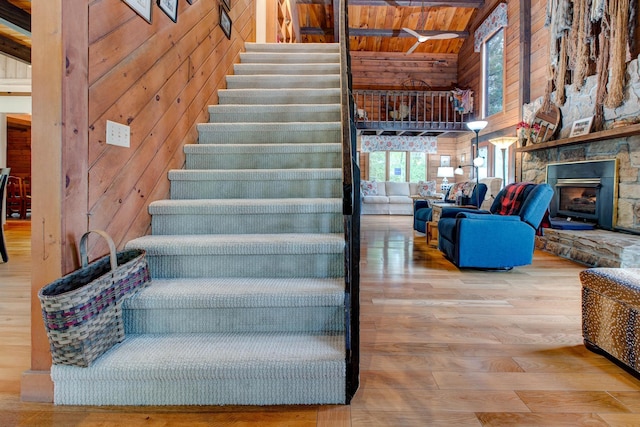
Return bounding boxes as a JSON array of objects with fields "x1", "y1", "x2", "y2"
[{"x1": 436, "y1": 166, "x2": 454, "y2": 193}]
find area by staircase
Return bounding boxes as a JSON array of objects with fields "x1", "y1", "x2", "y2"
[{"x1": 50, "y1": 42, "x2": 350, "y2": 406}]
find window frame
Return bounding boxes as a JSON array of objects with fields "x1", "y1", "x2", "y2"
[
  {"x1": 481, "y1": 27, "x2": 506, "y2": 118},
  {"x1": 366, "y1": 151, "x2": 427, "y2": 182}
]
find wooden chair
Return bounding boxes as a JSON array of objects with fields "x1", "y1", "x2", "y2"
[
  {"x1": 22, "y1": 175, "x2": 31, "y2": 219},
  {"x1": 0, "y1": 168, "x2": 10, "y2": 262},
  {"x1": 6, "y1": 176, "x2": 24, "y2": 219}
]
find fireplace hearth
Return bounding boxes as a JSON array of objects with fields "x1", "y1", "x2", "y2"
[{"x1": 546, "y1": 160, "x2": 617, "y2": 230}]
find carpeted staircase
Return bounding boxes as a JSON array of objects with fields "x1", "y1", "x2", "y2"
[{"x1": 50, "y1": 42, "x2": 349, "y2": 406}]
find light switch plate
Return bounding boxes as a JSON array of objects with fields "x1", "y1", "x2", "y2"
[{"x1": 106, "y1": 120, "x2": 130, "y2": 148}]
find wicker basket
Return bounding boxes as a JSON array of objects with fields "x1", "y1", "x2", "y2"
[{"x1": 38, "y1": 230, "x2": 151, "y2": 367}]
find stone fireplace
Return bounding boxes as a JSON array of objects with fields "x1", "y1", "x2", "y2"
[{"x1": 518, "y1": 58, "x2": 640, "y2": 266}]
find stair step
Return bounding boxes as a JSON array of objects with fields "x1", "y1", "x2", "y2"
[
  {"x1": 125, "y1": 233, "x2": 345, "y2": 279},
  {"x1": 185, "y1": 143, "x2": 341, "y2": 170},
  {"x1": 123, "y1": 277, "x2": 345, "y2": 333},
  {"x1": 197, "y1": 122, "x2": 340, "y2": 144},
  {"x1": 226, "y1": 74, "x2": 340, "y2": 90},
  {"x1": 244, "y1": 42, "x2": 340, "y2": 53},
  {"x1": 239, "y1": 52, "x2": 340, "y2": 64},
  {"x1": 168, "y1": 169, "x2": 342, "y2": 199},
  {"x1": 218, "y1": 88, "x2": 341, "y2": 105},
  {"x1": 234, "y1": 63, "x2": 340, "y2": 75},
  {"x1": 51, "y1": 332, "x2": 346, "y2": 405},
  {"x1": 207, "y1": 104, "x2": 341, "y2": 123},
  {"x1": 150, "y1": 198, "x2": 343, "y2": 234}
]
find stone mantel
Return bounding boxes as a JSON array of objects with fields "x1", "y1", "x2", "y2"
[{"x1": 517, "y1": 123, "x2": 640, "y2": 153}]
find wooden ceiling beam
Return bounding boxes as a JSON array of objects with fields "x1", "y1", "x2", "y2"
[
  {"x1": 0, "y1": 34, "x2": 30, "y2": 64},
  {"x1": 301, "y1": 27, "x2": 469, "y2": 38},
  {"x1": 0, "y1": 0, "x2": 31, "y2": 33},
  {"x1": 297, "y1": 0, "x2": 484, "y2": 8}
]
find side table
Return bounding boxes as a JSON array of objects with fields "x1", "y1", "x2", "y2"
[{"x1": 428, "y1": 203, "x2": 458, "y2": 247}]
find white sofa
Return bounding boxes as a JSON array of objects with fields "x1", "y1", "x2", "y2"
[
  {"x1": 360, "y1": 178, "x2": 502, "y2": 215},
  {"x1": 361, "y1": 181, "x2": 426, "y2": 215}
]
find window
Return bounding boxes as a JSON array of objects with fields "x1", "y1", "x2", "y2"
[
  {"x1": 389, "y1": 152, "x2": 407, "y2": 182},
  {"x1": 409, "y1": 153, "x2": 426, "y2": 182},
  {"x1": 483, "y1": 28, "x2": 504, "y2": 117},
  {"x1": 367, "y1": 151, "x2": 426, "y2": 182},
  {"x1": 368, "y1": 151, "x2": 386, "y2": 181}
]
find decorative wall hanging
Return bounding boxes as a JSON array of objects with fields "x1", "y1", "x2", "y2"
[
  {"x1": 360, "y1": 135, "x2": 437, "y2": 153},
  {"x1": 123, "y1": 0, "x2": 153, "y2": 23},
  {"x1": 474, "y1": 3, "x2": 508, "y2": 53},
  {"x1": 158, "y1": 0, "x2": 178, "y2": 22},
  {"x1": 544, "y1": 0, "x2": 636, "y2": 127},
  {"x1": 219, "y1": 5, "x2": 232, "y2": 39},
  {"x1": 221, "y1": 0, "x2": 231, "y2": 11}
]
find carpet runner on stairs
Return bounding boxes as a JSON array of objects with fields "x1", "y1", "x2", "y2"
[{"x1": 51, "y1": 42, "x2": 348, "y2": 406}]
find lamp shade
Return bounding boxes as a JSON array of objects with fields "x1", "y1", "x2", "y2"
[
  {"x1": 489, "y1": 137, "x2": 518, "y2": 149},
  {"x1": 467, "y1": 120, "x2": 488, "y2": 132},
  {"x1": 437, "y1": 166, "x2": 454, "y2": 178},
  {"x1": 454, "y1": 166, "x2": 464, "y2": 175}
]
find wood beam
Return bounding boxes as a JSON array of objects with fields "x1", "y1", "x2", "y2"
[
  {"x1": 301, "y1": 27, "x2": 469, "y2": 38},
  {"x1": 0, "y1": 34, "x2": 30, "y2": 63},
  {"x1": 0, "y1": 0, "x2": 31, "y2": 32},
  {"x1": 297, "y1": 0, "x2": 484, "y2": 7}
]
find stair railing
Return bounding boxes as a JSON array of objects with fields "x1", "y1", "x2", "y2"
[
  {"x1": 337, "y1": 0, "x2": 360, "y2": 403},
  {"x1": 353, "y1": 89, "x2": 473, "y2": 132},
  {"x1": 276, "y1": 0, "x2": 300, "y2": 43}
]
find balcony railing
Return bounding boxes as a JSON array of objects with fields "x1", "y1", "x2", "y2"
[{"x1": 353, "y1": 89, "x2": 473, "y2": 134}]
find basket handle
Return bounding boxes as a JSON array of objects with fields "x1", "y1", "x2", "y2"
[{"x1": 80, "y1": 229, "x2": 118, "y2": 271}]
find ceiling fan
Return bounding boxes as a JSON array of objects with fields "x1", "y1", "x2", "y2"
[{"x1": 402, "y1": 28, "x2": 459, "y2": 55}]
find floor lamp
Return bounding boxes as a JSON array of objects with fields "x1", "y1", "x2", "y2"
[
  {"x1": 489, "y1": 137, "x2": 518, "y2": 188},
  {"x1": 466, "y1": 120, "x2": 488, "y2": 179}
]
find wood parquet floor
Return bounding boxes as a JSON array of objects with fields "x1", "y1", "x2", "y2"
[{"x1": 1, "y1": 216, "x2": 640, "y2": 426}]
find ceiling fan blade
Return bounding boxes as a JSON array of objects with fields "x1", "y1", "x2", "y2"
[
  {"x1": 402, "y1": 27, "x2": 423, "y2": 40},
  {"x1": 405, "y1": 40, "x2": 421, "y2": 55},
  {"x1": 426, "y1": 33, "x2": 459, "y2": 40}
]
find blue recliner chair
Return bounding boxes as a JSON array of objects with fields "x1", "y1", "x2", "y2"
[
  {"x1": 437, "y1": 183, "x2": 553, "y2": 269},
  {"x1": 413, "y1": 183, "x2": 487, "y2": 233}
]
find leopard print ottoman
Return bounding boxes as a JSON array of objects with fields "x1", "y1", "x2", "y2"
[{"x1": 581, "y1": 268, "x2": 640, "y2": 374}]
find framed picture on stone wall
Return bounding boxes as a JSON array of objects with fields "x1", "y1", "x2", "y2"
[
  {"x1": 123, "y1": 0, "x2": 153, "y2": 23},
  {"x1": 569, "y1": 116, "x2": 594, "y2": 138}
]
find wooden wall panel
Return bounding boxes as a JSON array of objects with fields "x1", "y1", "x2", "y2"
[
  {"x1": 456, "y1": 0, "x2": 548, "y2": 139},
  {"x1": 530, "y1": 0, "x2": 549, "y2": 102},
  {"x1": 85, "y1": 0, "x2": 255, "y2": 253},
  {"x1": 350, "y1": 51, "x2": 458, "y2": 90},
  {"x1": 6, "y1": 122, "x2": 30, "y2": 178}
]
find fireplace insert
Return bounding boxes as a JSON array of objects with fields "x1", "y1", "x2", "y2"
[{"x1": 546, "y1": 160, "x2": 617, "y2": 230}]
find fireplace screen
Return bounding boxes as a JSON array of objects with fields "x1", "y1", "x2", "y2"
[{"x1": 556, "y1": 178, "x2": 600, "y2": 219}]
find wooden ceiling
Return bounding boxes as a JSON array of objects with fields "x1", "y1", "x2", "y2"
[
  {"x1": 0, "y1": 0, "x2": 31, "y2": 64},
  {"x1": 298, "y1": 0, "x2": 481, "y2": 55},
  {"x1": 0, "y1": 0, "x2": 481, "y2": 63}
]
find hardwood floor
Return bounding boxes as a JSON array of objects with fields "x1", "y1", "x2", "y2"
[{"x1": 2, "y1": 216, "x2": 640, "y2": 426}]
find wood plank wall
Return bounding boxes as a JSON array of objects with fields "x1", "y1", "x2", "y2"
[
  {"x1": 350, "y1": 51, "x2": 458, "y2": 90},
  {"x1": 6, "y1": 117, "x2": 31, "y2": 178},
  {"x1": 86, "y1": 0, "x2": 255, "y2": 259}
]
